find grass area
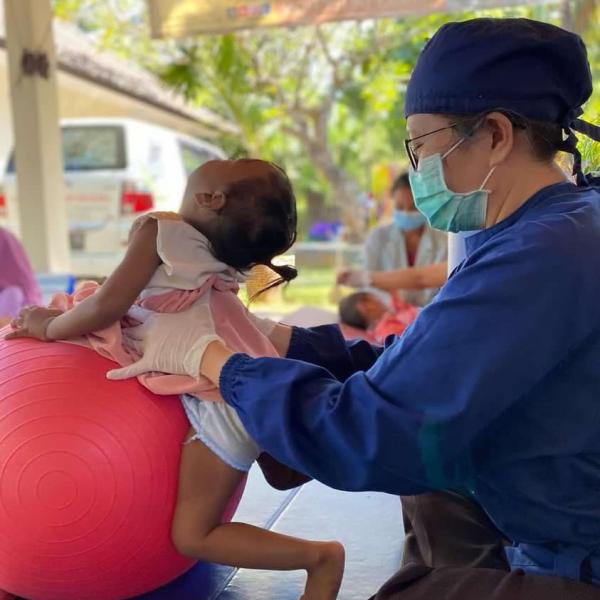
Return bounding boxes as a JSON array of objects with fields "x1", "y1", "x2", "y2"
[{"x1": 240, "y1": 266, "x2": 340, "y2": 314}]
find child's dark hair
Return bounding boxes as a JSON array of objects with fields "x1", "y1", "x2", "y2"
[
  {"x1": 339, "y1": 292, "x2": 371, "y2": 330},
  {"x1": 208, "y1": 160, "x2": 298, "y2": 292}
]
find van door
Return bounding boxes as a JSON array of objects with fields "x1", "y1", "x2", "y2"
[{"x1": 61, "y1": 125, "x2": 127, "y2": 252}]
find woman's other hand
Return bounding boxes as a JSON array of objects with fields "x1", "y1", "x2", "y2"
[
  {"x1": 246, "y1": 311, "x2": 278, "y2": 337},
  {"x1": 336, "y1": 269, "x2": 372, "y2": 288},
  {"x1": 246, "y1": 311, "x2": 293, "y2": 357}
]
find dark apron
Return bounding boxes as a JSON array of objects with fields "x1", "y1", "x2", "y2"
[{"x1": 372, "y1": 492, "x2": 600, "y2": 600}]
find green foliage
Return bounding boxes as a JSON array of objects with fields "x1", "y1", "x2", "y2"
[{"x1": 580, "y1": 118, "x2": 600, "y2": 173}]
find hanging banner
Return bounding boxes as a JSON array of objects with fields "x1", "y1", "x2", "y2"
[{"x1": 147, "y1": 0, "x2": 553, "y2": 38}]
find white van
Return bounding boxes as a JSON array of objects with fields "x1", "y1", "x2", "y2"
[{"x1": 0, "y1": 118, "x2": 225, "y2": 273}]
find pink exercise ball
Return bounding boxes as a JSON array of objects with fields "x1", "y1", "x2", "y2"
[{"x1": 0, "y1": 336, "x2": 245, "y2": 600}]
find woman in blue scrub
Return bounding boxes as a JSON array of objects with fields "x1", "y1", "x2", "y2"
[{"x1": 110, "y1": 18, "x2": 600, "y2": 599}]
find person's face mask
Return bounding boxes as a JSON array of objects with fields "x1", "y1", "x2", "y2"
[
  {"x1": 393, "y1": 210, "x2": 427, "y2": 231},
  {"x1": 409, "y1": 135, "x2": 495, "y2": 232}
]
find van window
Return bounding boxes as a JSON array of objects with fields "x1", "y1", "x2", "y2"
[
  {"x1": 179, "y1": 142, "x2": 216, "y2": 177},
  {"x1": 6, "y1": 125, "x2": 126, "y2": 172}
]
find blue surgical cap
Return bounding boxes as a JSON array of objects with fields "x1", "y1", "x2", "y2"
[{"x1": 405, "y1": 18, "x2": 599, "y2": 184}]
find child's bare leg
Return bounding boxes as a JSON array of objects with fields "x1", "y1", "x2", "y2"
[{"x1": 171, "y1": 431, "x2": 344, "y2": 599}]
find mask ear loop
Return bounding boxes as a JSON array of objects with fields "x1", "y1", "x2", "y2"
[
  {"x1": 479, "y1": 166, "x2": 496, "y2": 191},
  {"x1": 441, "y1": 135, "x2": 467, "y2": 160},
  {"x1": 441, "y1": 117, "x2": 486, "y2": 160},
  {"x1": 441, "y1": 117, "x2": 496, "y2": 191}
]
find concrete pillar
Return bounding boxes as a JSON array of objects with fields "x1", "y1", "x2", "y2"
[{"x1": 4, "y1": 0, "x2": 69, "y2": 271}]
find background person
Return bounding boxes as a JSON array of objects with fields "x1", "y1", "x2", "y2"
[
  {"x1": 0, "y1": 227, "x2": 41, "y2": 326},
  {"x1": 338, "y1": 291, "x2": 418, "y2": 343},
  {"x1": 357, "y1": 172, "x2": 447, "y2": 306}
]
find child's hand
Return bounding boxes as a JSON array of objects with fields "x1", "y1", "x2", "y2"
[{"x1": 5, "y1": 306, "x2": 63, "y2": 342}]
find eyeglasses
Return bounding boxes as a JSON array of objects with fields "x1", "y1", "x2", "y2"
[
  {"x1": 404, "y1": 123, "x2": 457, "y2": 170},
  {"x1": 404, "y1": 111, "x2": 528, "y2": 170}
]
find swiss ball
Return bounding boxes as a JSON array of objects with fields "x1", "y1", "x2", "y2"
[{"x1": 0, "y1": 336, "x2": 245, "y2": 600}]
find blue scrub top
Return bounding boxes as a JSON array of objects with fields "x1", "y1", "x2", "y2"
[{"x1": 220, "y1": 181, "x2": 600, "y2": 581}]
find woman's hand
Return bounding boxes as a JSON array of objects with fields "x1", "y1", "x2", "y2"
[
  {"x1": 246, "y1": 311, "x2": 278, "y2": 337},
  {"x1": 246, "y1": 311, "x2": 293, "y2": 357},
  {"x1": 336, "y1": 269, "x2": 372, "y2": 288},
  {"x1": 106, "y1": 297, "x2": 222, "y2": 381},
  {"x1": 267, "y1": 323, "x2": 293, "y2": 357},
  {"x1": 5, "y1": 306, "x2": 63, "y2": 341}
]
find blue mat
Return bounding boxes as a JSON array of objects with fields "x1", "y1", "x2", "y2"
[{"x1": 139, "y1": 466, "x2": 404, "y2": 599}]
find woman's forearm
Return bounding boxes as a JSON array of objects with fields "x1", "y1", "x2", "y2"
[
  {"x1": 200, "y1": 340, "x2": 235, "y2": 385},
  {"x1": 199, "y1": 320, "x2": 367, "y2": 387},
  {"x1": 268, "y1": 323, "x2": 293, "y2": 357},
  {"x1": 370, "y1": 262, "x2": 447, "y2": 292}
]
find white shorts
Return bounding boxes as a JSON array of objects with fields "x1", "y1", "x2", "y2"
[{"x1": 180, "y1": 394, "x2": 261, "y2": 472}]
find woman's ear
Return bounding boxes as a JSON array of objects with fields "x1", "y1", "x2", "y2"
[
  {"x1": 485, "y1": 112, "x2": 515, "y2": 167},
  {"x1": 195, "y1": 191, "x2": 226, "y2": 211}
]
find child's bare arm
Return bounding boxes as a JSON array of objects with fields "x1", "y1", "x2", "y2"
[
  {"x1": 44, "y1": 218, "x2": 161, "y2": 340},
  {"x1": 4, "y1": 217, "x2": 161, "y2": 343}
]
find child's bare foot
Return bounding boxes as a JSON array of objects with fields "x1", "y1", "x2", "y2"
[{"x1": 301, "y1": 541, "x2": 345, "y2": 600}]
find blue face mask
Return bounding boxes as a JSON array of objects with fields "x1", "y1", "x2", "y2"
[
  {"x1": 393, "y1": 210, "x2": 427, "y2": 231},
  {"x1": 409, "y1": 137, "x2": 496, "y2": 233}
]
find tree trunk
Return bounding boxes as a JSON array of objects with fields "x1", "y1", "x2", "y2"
[
  {"x1": 560, "y1": 0, "x2": 574, "y2": 31},
  {"x1": 284, "y1": 104, "x2": 367, "y2": 241},
  {"x1": 305, "y1": 189, "x2": 326, "y2": 224},
  {"x1": 561, "y1": 0, "x2": 598, "y2": 33},
  {"x1": 573, "y1": 0, "x2": 598, "y2": 34},
  {"x1": 304, "y1": 139, "x2": 366, "y2": 241}
]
